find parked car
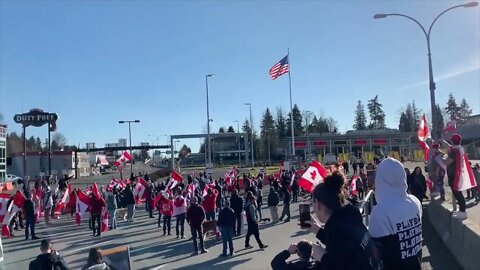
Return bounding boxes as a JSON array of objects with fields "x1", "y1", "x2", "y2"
[{"x1": 6, "y1": 174, "x2": 23, "y2": 186}]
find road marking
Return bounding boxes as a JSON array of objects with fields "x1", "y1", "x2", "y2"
[
  {"x1": 63, "y1": 240, "x2": 115, "y2": 256},
  {"x1": 150, "y1": 264, "x2": 168, "y2": 270}
]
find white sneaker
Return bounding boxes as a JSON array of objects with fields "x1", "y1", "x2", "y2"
[{"x1": 452, "y1": 211, "x2": 467, "y2": 219}]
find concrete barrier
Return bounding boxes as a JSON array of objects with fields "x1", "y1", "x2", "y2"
[{"x1": 427, "y1": 199, "x2": 480, "y2": 270}]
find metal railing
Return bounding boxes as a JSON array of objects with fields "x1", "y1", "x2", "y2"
[{"x1": 357, "y1": 189, "x2": 375, "y2": 227}]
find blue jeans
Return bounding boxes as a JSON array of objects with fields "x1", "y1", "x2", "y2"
[
  {"x1": 220, "y1": 227, "x2": 234, "y2": 255},
  {"x1": 206, "y1": 211, "x2": 216, "y2": 221}
]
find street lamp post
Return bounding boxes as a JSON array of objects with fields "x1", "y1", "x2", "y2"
[
  {"x1": 245, "y1": 103, "x2": 254, "y2": 168},
  {"x1": 205, "y1": 74, "x2": 215, "y2": 169},
  {"x1": 374, "y1": 1, "x2": 478, "y2": 139},
  {"x1": 234, "y1": 120, "x2": 241, "y2": 166},
  {"x1": 119, "y1": 120, "x2": 140, "y2": 175},
  {"x1": 303, "y1": 111, "x2": 314, "y2": 160}
]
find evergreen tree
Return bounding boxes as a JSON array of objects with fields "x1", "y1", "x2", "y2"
[
  {"x1": 27, "y1": 136, "x2": 36, "y2": 150},
  {"x1": 432, "y1": 104, "x2": 445, "y2": 132},
  {"x1": 286, "y1": 104, "x2": 303, "y2": 137},
  {"x1": 353, "y1": 100, "x2": 367, "y2": 130},
  {"x1": 404, "y1": 103, "x2": 414, "y2": 132},
  {"x1": 218, "y1": 127, "x2": 226, "y2": 133},
  {"x1": 35, "y1": 137, "x2": 43, "y2": 150},
  {"x1": 445, "y1": 93, "x2": 460, "y2": 119},
  {"x1": 458, "y1": 98, "x2": 472, "y2": 123},
  {"x1": 367, "y1": 95, "x2": 386, "y2": 129},
  {"x1": 399, "y1": 112, "x2": 409, "y2": 132},
  {"x1": 275, "y1": 107, "x2": 287, "y2": 139},
  {"x1": 261, "y1": 108, "x2": 276, "y2": 162},
  {"x1": 411, "y1": 100, "x2": 422, "y2": 130},
  {"x1": 227, "y1": 126, "x2": 235, "y2": 133}
]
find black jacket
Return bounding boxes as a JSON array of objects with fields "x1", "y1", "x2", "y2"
[
  {"x1": 230, "y1": 194, "x2": 243, "y2": 214},
  {"x1": 123, "y1": 189, "x2": 135, "y2": 205},
  {"x1": 315, "y1": 204, "x2": 383, "y2": 270},
  {"x1": 24, "y1": 199, "x2": 35, "y2": 218},
  {"x1": 29, "y1": 253, "x2": 69, "y2": 270},
  {"x1": 268, "y1": 189, "x2": 280, "y2": 207},
  {"x1": 271, "y1": 250, "x2": 317, "y2": 270},
  {"x1": 217, "y1": 207, "x2": 236, "y2": 228}
]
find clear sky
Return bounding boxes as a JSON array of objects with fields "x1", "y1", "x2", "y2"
[{"x1": 1, "y1": 0, "x2": 479, "y2": 151}]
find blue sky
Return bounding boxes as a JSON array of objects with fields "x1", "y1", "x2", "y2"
[{"x1": 1, "y1": 0, "x2": 479, "y2": 151}]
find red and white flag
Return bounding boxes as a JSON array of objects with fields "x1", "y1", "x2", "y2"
[
  {"x1": 0, "y1": 193, "x2": 11, "y2": 223},
  {"x1": 114, "y1": 151, "x2": 133, "y2": 167},
  {"x1": 101, "y1": 211, "x2": 109, "y2": 232},
  {"x1": 167, "y1": 171, "x2": 183, "y2": 190},
  {"x1": 133, "y1": 177, "x2": 148, "y2": 204},
  {"x1": 2, "y1": 191, "x2": 27, "y2": 237},
  {"x1": 299, "y1": 161, "x2": 328, "y2": 193},
  {"x1": 75, "y1": 190, "x2": 90, "y2": 225},
  {"x1": 92, "y1": 183, "x2": 101, "y2": 198},
  {"x1": 417, "y1": 114, "x2": 431, "y2": 161},
  {"x1": 54, "y1": 184, "x2": 71, "y2": 216},
  {"x1": 452, "y1": 146, "x2": 477, "y2": 191},
  {"x1": 350, "y1": 176, "x2": 358, "y2": 196},
  {"x1": 187, "y1": 183, "x2": 196, "y2": 198},
  {"x1": 107, "y1": 179, "x2": 117, "y2": 192},
  {"x1": 443, "y1": 118, "x2": 457, "y2": 133}
]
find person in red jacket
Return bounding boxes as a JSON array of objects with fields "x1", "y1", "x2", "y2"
[
  {"x1": 203, "y1": 188, "x2": 218, "y2": 221},
  {"x1": 160, "y1": 193, "x2": 174, "y2": 236},
  {"x1": 89, "y1": 193, "x2": 106, "y2": 237}
]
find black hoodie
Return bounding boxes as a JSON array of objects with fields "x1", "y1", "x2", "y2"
[
  {"x1": 315, "y1": 204, "x2": 383, "y2": 270},
  {"x1": 29, "y1": 253, "x2": 69, "y2": 270}
]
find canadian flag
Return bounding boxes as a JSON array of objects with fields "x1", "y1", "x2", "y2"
[
  {"x1": 350, "y1": 176, "x2": 358, "y2": 197},
  {"x1": 106, "y1": 179, "x2": 116, "y2": 192},
  {"x1": 167, "y1": 171, "x2": 183, "y2": 190},
  {"x1": 452, "y1": 146, "x2": 477, "y2": 191},
  {"x1": 2, "y1": 191, "x2": 27, "y2": 237},
  {"x1": 299, "y1": 161, "x2": 328, "y2": 193},
  {"x1": 443, "y1": 118, "x2": 457, "y2": 133},
  {"x1": 417, "y1": 114, "x2": 431, "y2": 161},
  {"x1": 0, "y1": 193, "x2": 11, "y2": 223},
  {"x1": 187, "y1": 183, "x2": 196, "y2": 199},
  {"x1": 101, "y1": 211, "x2": 109, "y2": 232},
  {"x1": 133, "y1": 177, "x2": 148, "y2": 204},
  {"x1": 54, "y1": 184, "x2": 71, "y2": 216},
  {"x1": 114, "y1": 151, "x2": 133, "y2": 167},
  {"x1": 75, "y1": 189, "x2": 90, "y2": 225},
  {"x1": 92, "y1": 183, "x2": 101, "y2": 198},
  {"x1": 117, "y1": 180, "x2": 126, "y2": 190}
]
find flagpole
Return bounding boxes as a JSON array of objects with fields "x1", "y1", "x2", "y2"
[{"x1": 288, "y1": 48, "x2": 295, "y2": 158}]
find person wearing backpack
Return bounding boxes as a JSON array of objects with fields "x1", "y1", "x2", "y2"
[{"x1": 305, "y1": 171, "x2": 383, "y2": 270}]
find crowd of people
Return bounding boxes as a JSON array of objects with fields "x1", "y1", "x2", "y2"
[{"x1": 11, "y1": 134, "x2": 480, "y2": 269}]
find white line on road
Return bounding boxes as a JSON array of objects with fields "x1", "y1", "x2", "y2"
[
  {"x1": 63, "y1": 240, "x2": 115, "y2": 256},
  {"x1": 149, "y1": 264, "x2": 168, "y2": 270}
]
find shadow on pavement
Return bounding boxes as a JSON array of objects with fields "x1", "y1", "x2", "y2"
[
  {"x1": 175, "y1": 258, "x2": 252, "y2": 270},
  {"x1": 422, "y1": 206, "x2": 461, "y2": 270}
]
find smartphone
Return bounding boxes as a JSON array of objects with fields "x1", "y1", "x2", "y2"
[{"x1": 299, "y1": 203, "x2": 311, "y2": 227}]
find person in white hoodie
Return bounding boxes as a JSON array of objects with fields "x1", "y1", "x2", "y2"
[
  {"x1": 173, "y1": 187, "x2": 187, "y2": 239},
  {"x1": 369, "y1": 158, "x2": 422, "y2": 270}
]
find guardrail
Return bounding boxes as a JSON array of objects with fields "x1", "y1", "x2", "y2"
[{"x1": 357, "y1": 189, "x2": 375, "y2": 227}]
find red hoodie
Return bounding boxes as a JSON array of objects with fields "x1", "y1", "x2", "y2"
[
  {"x1": 202, "y1": 189, "x2": 218, "y2": 212},
  {"x1": 160, "y1": 199, "x2": 173, "y2": 216}
]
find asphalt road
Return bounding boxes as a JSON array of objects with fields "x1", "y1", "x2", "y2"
[{"x1": 0, "y1": 164, "x2": 462, "y2": 270}]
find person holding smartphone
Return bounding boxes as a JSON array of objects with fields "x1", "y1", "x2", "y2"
[
  {"x1": 304, "y1": 171, "x2": 383, "y2": 269},
  {"x1": 29, "y1": 239, "x2": 69, "y2": 270}
]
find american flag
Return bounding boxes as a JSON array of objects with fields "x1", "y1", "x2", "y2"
[{"x1": 269, "y1": 55, "x2": 289, "y2": 80}]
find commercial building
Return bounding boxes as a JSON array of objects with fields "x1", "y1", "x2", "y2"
[
  {"x1": 286, "y1": 129, "x2": 417, "y2": 163},
  {"x1": 9, "y1": 150, "x2": 90, "y2": 179},
  {"x1": 0, "y1": 125, "x2": 6, "y2": 183}
]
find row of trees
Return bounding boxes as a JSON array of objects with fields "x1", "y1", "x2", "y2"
[
  {"x1": 352, "y1": 95, "x2": 387, "y2": 130},
  {"x1": 396, "y1": 93, "x2": 473, "y2": 132},
  {"x1": 6, "y1": 132, "x2": 73, "y2": 156}
]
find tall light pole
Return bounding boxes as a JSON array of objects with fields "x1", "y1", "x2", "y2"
[
  {"x1": 234, "y1": 120, "x2": 241, "y2": 166},
  {"x1": 245, "y1": 103, "x2": 254, "y2": 168},
  {"x1": 303, "y1": 110, "x2": 314, "y2": 160},
  {"x1": 374, "y1": 1, "x2": 478, "y2": 139},
  {"x1": 205, "y1": 74, "x2": 215, "y2": 169},
  {"x1": 118, "y1": 120, "x2": 140, "y2": 175}
]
